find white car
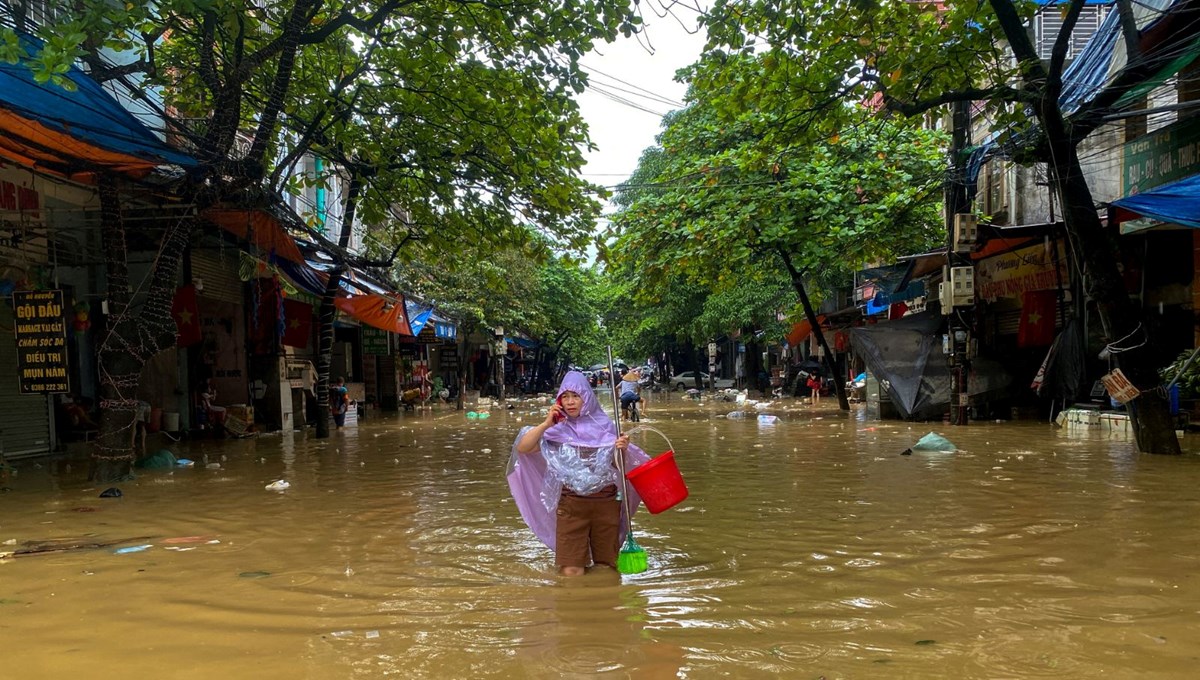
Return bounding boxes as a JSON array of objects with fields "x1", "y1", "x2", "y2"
[{"x1": 669, "y1": 371, "x2": 734, "y2": 390}]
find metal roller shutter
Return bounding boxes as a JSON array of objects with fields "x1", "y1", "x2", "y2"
[
  {"x1": 0, "y1": 303, "x2": 51, "y2": 458},
  {"x1": 190, "y1": 249, "x2": 243, "y2": 304}
]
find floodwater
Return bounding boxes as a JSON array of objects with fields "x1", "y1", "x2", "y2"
[{"x1": 5, "y1": 393, "x2": 1200, "y2": 679}]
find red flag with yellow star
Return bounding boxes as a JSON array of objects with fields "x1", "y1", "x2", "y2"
[
  {"x1": 281, "y1": 298, "x2": 313, "y2": 348},
  {"x1": 171, "y1": 283, "x2": 201, "y2": 347},
  {"x1": 1017, "y1": 290, "x2": 1057, "y2": 347}
]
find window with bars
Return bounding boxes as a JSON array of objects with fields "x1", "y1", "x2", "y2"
[
  {"x1": 0, "y1": 0, "x2": 68, "y2": 32},
  {"x1": 1035, "y1": 5, "x2": 1109, "y2": 61}
]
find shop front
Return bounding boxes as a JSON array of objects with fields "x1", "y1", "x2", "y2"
[{"x1": 0, "y1": 166, "x2": 56, "y2": 457}]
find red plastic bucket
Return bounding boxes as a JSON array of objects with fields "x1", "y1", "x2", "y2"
[{"x1": 626, "y1": 449, "x2": 688, "y2": 514}]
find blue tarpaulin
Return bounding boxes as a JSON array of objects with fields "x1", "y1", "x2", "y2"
[
  {"x1": 968, "y1": 0, "x2": 1195, "y2": 184},
  {"x1": 1111, "y1": 173, "x2": 1200, "y2": 228},
  {"x1": 403, "y1": 300, "x2": 457, "y2": 339},
  {"x1": 0, "y1": 32, "x2": 196, "y2": 176},
  {"x1": 408, "y1": 306, "x2": 434, "y2": 335}
]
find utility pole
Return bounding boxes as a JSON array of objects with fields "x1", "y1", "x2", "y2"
[{"x1": 946, "y1": 99, "x2": 973, "y2": 426}]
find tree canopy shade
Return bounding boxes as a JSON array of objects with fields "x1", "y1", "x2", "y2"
[
  {"x1": 2, "y1": 0, "x2": 642, "y2": 250},
  {"x1": 696, "y1": 0, "x2": 1190, "y2": 451},
  {"x1": 606, "y1": 85, "x2": 946, "y2": 404},
  {"x1": 617, "y1": 109, "x2": 945, "y2": 279},
  {"x1": 0, "y1": 0, "x2": 648, "y2": 469}
]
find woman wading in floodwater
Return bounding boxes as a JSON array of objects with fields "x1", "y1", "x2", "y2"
[{"x1": 507, "y1": 371, "x2": 648, "y2": 575}]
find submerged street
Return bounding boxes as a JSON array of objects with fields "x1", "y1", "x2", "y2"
[{"x1": 5, "y1": 394, "x2": 1200, "y2": 678}]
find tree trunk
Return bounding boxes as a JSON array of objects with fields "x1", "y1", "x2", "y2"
[
  {"x1": 743, "y1": 328, "x2": 763, "y2": 394},
  {"x1": 456, "y1": 327, "x2": 472, "y2": 411},
  {"x1": 91, "y1": 178, "x2": 138, "y2": 482},
  {"x1": 313, "y1": 171, "x2": 363, "y2": 439},
  {"x1": 985, "y1": 0, "x2": 1178, "y2": 452},
  {"x1": 313, "y1": 278, "x2": 338, "y2": 439},
  {"x1": 778, "y1": 249, "x2": 850, "y2": 410},
  {"x1": 89, "y1": 179, "x2": 194, "y2": 480},
  {"x1": 1046, "y1": 133, "x2": 1180, "y2": 454},
  {"x1": 246, "y1": 0, "x2": 320, "y2": 169}
]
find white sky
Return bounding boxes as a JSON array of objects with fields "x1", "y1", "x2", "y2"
[{"x1": 575, "y1": 11, "x2": 709, "y2": 218}]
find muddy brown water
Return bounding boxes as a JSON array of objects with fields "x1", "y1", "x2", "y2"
[{"x1": 4, "y1": 393, "x2": 1200, "y2": 678}]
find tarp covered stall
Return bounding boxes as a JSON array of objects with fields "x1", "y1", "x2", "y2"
[
  {"x1": 850, "y1": 305, "x2": 1014, "y2": 419},
  {"x1": 1031, "y1": 318, "x2": 1088, "y2": 401}
]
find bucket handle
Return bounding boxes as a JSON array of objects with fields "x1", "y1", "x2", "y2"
[{"x1": 622, "y1": 425, "x2": 675, "y2": 459}]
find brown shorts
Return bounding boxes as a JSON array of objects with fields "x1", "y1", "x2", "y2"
[{"x1": 555, "y1": 487, "x2": 621, "y2": 569}]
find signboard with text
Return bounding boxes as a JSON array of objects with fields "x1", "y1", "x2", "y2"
[
  {"x1": 1101, "y1": 369, "x2": 1141, "y2": 404},
  {"x1": 362, "y1": 327, "x2": 390, "y2": 355},
  {"x1": 975, "y1": 240, "x2": 1069, "y2": 300},
  {"x1": 12, "y1": 289, "x2": 69, "y2": 394},
  {"x1": 1123, "y1": 115, "x2": 1200, "y2": 195}
]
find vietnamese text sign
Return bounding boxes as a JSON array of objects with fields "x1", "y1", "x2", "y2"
[
  {"x1": 975, "y1": 240, "x2": 1069, "y2": 300},
  {"x1": 12, "y1": 289, "x2": 69, "y2": 394},
  {"x1": 362, "y1": 327, "x2": 390, "y2": 355},
  {"x1": 1101, "y1": 369, "x2": 1141, "y2": 404},
  {"x1": 1123, "y1": 115, "x2": 1200, "y2": 195}
]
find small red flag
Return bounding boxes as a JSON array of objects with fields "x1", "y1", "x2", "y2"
[
  {"x1": 171, "y1": 284, "x2": 202, "y2": 348},
  {"x1": 281, "y1": 299, "x2": 313, "y2": 348},
  {"x1": 1017, "y1": 290, "x2": 1057, "y2": 347}
]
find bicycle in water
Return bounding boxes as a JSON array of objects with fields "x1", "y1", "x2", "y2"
[{"x1": 622, "y1": 398, "x2": 640, "y2": 423}]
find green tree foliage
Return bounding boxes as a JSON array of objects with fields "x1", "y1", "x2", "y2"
[
  {"x1": 609, "y1": 99, "x2": 945, "y2": 291},
  {"x1": 396, "y1": 239, "x2": 601, "y2": 353},
  {"x1": 699, "y1": 0, "x2": 1185, "y2": 452},
  {"x1": 3, "y1": 0, "x2": 639, "y2": 249},
  {"x1": 0, "y1": 0, "x2": 644, "y2": 463},
  {"x1": 604, "y1": 85, "x2": 945, "y2": 399}
]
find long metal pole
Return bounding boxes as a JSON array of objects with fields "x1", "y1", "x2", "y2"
[{"x1": 607, "y1": 345, "x2": 634, "y2": 535}]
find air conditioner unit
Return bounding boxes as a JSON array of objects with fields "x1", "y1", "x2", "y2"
[{"x1": 953, "y1": 214, "x2": 978, "y2": 253}]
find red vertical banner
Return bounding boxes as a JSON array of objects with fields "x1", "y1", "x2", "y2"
[
  {"x1": 1017, "y1": 290, "x2": 1057, "y2": 347},
  {"x1": 171, "y1": 284, "x2": 201, "y2": 347},
  {"x1": 281, "y1": 299, "x2": 313, "y2": 348},
  {"x1": 248, "y1": 278, "x2": 280, "y2": 355}
]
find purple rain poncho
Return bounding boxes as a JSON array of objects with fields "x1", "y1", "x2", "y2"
[{"x1": 506, "y1": 371, "x2": 649, "y2": 550}]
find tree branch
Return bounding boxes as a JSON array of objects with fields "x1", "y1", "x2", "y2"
[
  {"x1": 197, "y1": 12, "x2": 223, "y2": 95},
  {"x1": 989, "y1": 0, "x2": 1048, "y2": 81},
  {"x1": 1115, "y1": 0, "x2": 1142, "y2": 62},
  {"x1": 298, "y1": 0, "x2": 412, "y2": 45},
  {"x1": 878, "y1": 85, "x2": 1024, "y2": 118},
  {"x1": 1048, "y1": 0, "x2": 1086, "y2": 92}
]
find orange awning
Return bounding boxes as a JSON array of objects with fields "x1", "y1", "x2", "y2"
[
  {"x1": 786, "y1": 315, "x2": 826, "y2": 346},
  {"x1": 0, "y1": 32, "x2": 197, "y2": 180},
  {"x1": 335, "y1": 293, "x2": 413, "y2": 336},
  {"x1": 202, "y1": 208, "x2": 305, "y2": 264},
  {"x1": 0, "y1": 109, "x2": 164, "y2": 181}
]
